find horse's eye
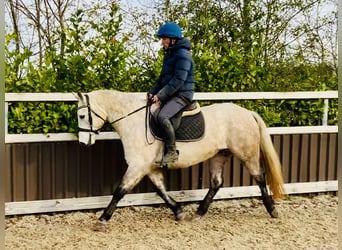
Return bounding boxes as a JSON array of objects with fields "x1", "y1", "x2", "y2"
[{"x1": 79, "y1": 115, "x2": 85, "y2": 119}]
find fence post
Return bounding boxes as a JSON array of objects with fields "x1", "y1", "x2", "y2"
[
  {"x1": 5, "y1": 102, "x2": 8, "y2": 135},
  {"x1": 322, "y1": 99, "x2": 329, "y2": 125}
]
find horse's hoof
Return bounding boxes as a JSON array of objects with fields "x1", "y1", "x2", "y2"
[
  {"x1": 176, "y1": 212, "x2": 185, "y2": 221},
  {"x1": 93, "y1": 220, "x2": 107, "y2": 232},
  {"x1": 191, "y1": 214, "x2": 203, "y2": 221},
  {"x1": 270, "y1": 208, "x2": 279, "y2": 218}
]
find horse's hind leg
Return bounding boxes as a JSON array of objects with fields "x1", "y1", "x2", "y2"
[
  {"x1": 196, "y1": 151, "x2": 228, "y2": 216},
  {"x1": 253, "y1": 174, "x2": 278, "y2": 218},
  {"x1": 148, "y1": 169, "x2": 184, "y2": 221},
  {"x1": 245, "y1": 159, "x2": 278, "y2": 218}
]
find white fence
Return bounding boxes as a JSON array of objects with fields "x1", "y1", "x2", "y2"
[
  {"x1": 5, "y1": 91, "x2": 338, "y2": 143},
  {"x1": 4, "y1": 91, "x2": 338, "y2": 215}
]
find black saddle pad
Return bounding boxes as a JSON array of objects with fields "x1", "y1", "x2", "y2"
[{"x1": 149, "y1": 111, "x2": 205, "y2": 142}]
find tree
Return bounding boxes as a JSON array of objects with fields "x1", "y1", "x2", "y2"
[
  {"x1": 156, "y1": 0, "x2": 337, "y2": 91},
  {"x1": 5, "y1": 0, "x2": 147, "y2": 133}
]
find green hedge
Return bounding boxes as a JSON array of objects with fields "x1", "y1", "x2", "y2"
[{"x1": 5, "y1": 4, "x2": 337, "y2": 134}]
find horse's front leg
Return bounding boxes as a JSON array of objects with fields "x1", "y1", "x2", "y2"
[
  {"x1": 148, "y1": 169, "x2": 184, "y2": 221},
  {"x1": 95, "y1": 167, "x2": 146, "y2": 230}
]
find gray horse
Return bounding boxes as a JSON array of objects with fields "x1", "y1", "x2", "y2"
[{"x1": 76, "y1": 90, "x2": 285, "y2": 231}]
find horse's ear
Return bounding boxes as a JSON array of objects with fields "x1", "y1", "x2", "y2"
[{"x1": 73, "y1": 92, "x2": 84, "y2": 101}]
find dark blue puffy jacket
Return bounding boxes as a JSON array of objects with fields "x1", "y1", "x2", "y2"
[{"x1": 149, "y1": 38, "x2": 195, "y2": 102}]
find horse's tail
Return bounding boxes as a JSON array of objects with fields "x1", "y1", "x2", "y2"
[{"x1": 251, "y1": 111, "x2": 286, "y2": 200}]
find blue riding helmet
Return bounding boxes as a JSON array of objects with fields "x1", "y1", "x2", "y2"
[{"x1": 157, "y1": 22, "x2": 183, "y2": 39}]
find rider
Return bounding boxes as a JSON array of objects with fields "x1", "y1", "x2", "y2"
[{"x1": 148, "y1": 21, "x2": 195, "y2": 165}]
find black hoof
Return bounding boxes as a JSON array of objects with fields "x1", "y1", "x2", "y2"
[
  {"x1": 174, "y1": 205, "x2": 184, "y2": 221},
  {"x1": 93, "y1": 219, "x2": 107, "y2": 232},
  {"x1": 269, "y1": 207, "x2": 279, "y2": 218},
  {"x1": 196, "y1": 208, "x2": 208, "y2": 216}
]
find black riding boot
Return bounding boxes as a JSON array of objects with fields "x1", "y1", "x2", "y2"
[{"x1": 161, "y1": 119, "x2": 178, "y2": 164}]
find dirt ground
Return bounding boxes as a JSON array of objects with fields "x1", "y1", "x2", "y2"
[{"x1": 5, "y1": 194, "x2": 337, "y2": 250}]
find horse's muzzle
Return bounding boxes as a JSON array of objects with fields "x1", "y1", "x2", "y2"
[{"x1": 78, "y1": 132, "x2": 96, "y2": 146}]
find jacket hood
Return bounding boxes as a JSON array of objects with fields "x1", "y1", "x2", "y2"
[{"x1": 169, "y1": 37, "x2": 192, "y2": 51}]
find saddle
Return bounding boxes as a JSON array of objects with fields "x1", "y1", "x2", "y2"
[{"x1": 149, "y1": 102, "x2": 205, "y2": 142}]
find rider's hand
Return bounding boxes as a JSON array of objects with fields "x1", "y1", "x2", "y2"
[
  {"x1": 147, "y1": 93, "x2": 153, "y2": 100},
  {"x1": 152, "y1": 95, "x2": 160, "y2": 104}
]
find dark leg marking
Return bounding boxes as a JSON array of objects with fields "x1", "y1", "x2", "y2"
[
  {"x1": 196, "y1": 153, "x2": 226, "y2": 216},
  {"x1": 153, "y1": 183, "x2": 183, "y2": 220},
  {"x1": 99, "y1": 186, "x2": 127, "y2": 222},
  {"x1": 196, "y1": 180, "x2": 223, "y2": 216},
  {"x1": 254, "y1": 174, "x2": 278, "y2": 218},
  {"x1": 148, "y1": 169, "x2": 183, "y2": 220}
]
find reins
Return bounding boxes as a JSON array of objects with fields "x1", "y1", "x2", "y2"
[
  {"x1": 109, "y1": 101, "x2": 155, "y2": 145},
  {"x1": 109, "y1": 105, "x2": 147, "y2": 125},
  {"x1": 109, "y1": 99, "x2": 155, "y2": 145},
  {"x1": 145, "y1": 103, "x2": 155, "y2": 145}
]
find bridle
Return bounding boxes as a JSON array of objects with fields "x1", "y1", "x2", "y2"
[
  {"x1": 77, "y1": 94, "x2": 106, "y2": 134},
  {"x1": 77, "y1": 94, "x2": 150, "y2": 141}
]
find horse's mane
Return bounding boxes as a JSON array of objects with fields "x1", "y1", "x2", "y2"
[{"x1": 89, "y1": 89, "x2": 145, "y2": 116}]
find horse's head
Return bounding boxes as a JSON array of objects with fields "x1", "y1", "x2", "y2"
[{"x1": 76, "y1": 92, "x2": 106, "y2": 146}]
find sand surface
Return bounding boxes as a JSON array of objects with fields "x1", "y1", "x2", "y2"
[{"x1": 5, "y1": 194, "x2": 337, "y2": 250}]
